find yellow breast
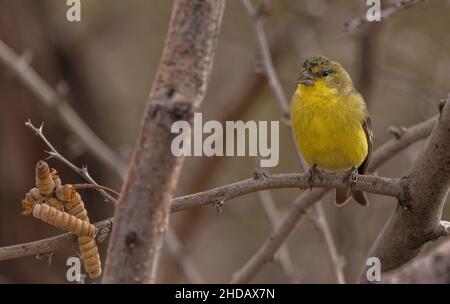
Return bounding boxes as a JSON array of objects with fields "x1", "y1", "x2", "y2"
[{"x1": 290, "y1": 82, "x2": 368, "y2": 172}]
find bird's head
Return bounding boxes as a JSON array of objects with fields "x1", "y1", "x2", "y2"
[{"x1": 297, "y1": 55, "x2": 352, "y2": 90}]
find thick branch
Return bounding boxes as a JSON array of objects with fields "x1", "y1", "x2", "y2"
[
  {"x1": 102, "y1": 0, "x2": 226, "y2": 283},
  {"x1": 381, "y1": 235, "x2": 450, "y2": 283},
  {"x1": 363, "y1": 99, "x2": 450, "y2": 278}
]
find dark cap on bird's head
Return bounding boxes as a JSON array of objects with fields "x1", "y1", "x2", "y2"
[{"x1": 297, "y1": 55, "x2": 341, "y2": 86}]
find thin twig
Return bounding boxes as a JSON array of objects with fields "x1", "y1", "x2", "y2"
[
  {"x1": 309, "y1": 203, "x2": 346, "y2": 284},
  {"x1": 0, "y1": 39, "x2": 127, "y2": 179},
  {"x1": 345, "y1": 0, "x2": 425, "y2": 33},
  {"x1": 258, "y1": 190, "x2": 299, "y2": 282},
  {"x1": 25, "y1": 120, "x2": 117, "y2": 203},
  {"x1": 164, "y1": 229, "x2": 205, "y2": 283},
  {"x1": 0, "y1": 115, "x2": 435, "y2": 263},
  {"x1": 241, "y1": 0, "x2": 290, "y2": 118},
  {"x1": 72, "y1": 184, "x2": 120, "y2": 198}
]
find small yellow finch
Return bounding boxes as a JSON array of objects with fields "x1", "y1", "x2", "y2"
[{"x1": 290, "y1": 55, "x2": 373, "y2": 206}]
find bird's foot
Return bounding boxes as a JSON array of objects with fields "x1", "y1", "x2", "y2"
[
  {"x1": 343, "y1": 167, "x2": 358, "y2": 186},
  {"x1": 307, "y1": 164, "x2": 321, "y2": 190}
]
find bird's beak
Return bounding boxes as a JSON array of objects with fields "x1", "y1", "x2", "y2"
[{"x1": 297, "y1": 69, "x2": 315, "y2": 86}]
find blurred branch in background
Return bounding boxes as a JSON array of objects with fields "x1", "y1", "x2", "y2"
[
  {"x1": 242, "y1": 0, "x2": 345, "y2": 283},
  {"x1": 176, "y1": 16, "x2": 292, "y2": 243},
  {"x1": 344, "y1": 0, "x2": 425, "y2": 33},
  {"x1": 0, "y1": 39, "x2": 127, "y2": 179},
  {"x1": 308, "y1": 203, "x2": 346, "y2": 284},
  {"x1": 258, "y1": 189, "x2": 300, "y2": 282},
  {"x1": 241, "y1": 0, "x2": 289, "y2": 118}
]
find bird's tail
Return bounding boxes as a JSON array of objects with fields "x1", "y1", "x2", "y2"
[{"x1": 335, "y1": 187, "x2": 369, "y2": 207}]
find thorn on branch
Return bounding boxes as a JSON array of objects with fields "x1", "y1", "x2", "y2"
[
  {"x1": 388, "y1": 126, "x2": 407, "y2": 140},
  {"x1": 253, "y1": 169, "x2": 269, "y2": 180},
  {"x1": 438, "y1": 96, "x2": 448, "y2": 114},
  {"x1": 213, "y1": 198, "x2": 226, "y2": 214},
  {"x1": 256, "y1": 0, "x2": 272, "y2": 17},
  {"x1": 19, "y1": 50, "x2": 33, "y2": 66},
  {"x1": 36, "y1": 251, "x2": 53, "y2": 266},
  {"x1": 435, "y1": 221, "x2": 450, "y2": 238}
]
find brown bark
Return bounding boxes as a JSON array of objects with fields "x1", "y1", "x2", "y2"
[
  {"x1": 362, "y1": 99, "x2": 450, "y2": 279},
  {"x1": 102, "y1": 0, "x2": 226, "y2": 283},
  {"x1": 381, "y1": 238, "x2": 450, "y2": 283}
]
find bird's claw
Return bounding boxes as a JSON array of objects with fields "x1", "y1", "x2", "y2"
[
  {"x1": 307, "y1": 164, "x2": 320, "y2": 190},
  {"x1": 343, "y1": 167, "x2": 358, "y2": 186}
]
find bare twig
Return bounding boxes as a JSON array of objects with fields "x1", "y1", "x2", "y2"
[
  {"x1": 0, "y1": 218, "x2": 113, "y2": 262},
  {"x1": 345, "y1": 0, "x2": 425, "y2": 33},
  {"x1": 309, "y1": 203, "x2": 346, "y2": 284},
  {"x1": 230, "y1": 113, "x2": 436, "y2": 283},
  {"x1": 241, "y1": 0, "x2": 290, "y2": 117},
  {"x1": 0, "y1": 39, "x2": 127, "y2": 179},
  {"x1": 258, "y1": 190, "x2": 298, "y2": 282},
  {"x1": 25, "y1": 120, "x2": 117, "y2": 203},
  {"x1": 164, "y1": 229, "x2": 205, "y2": 283},
  {"x1": 102, "y1": 0, "x2": 226, "y2": 283},
  {"x1": 72, "y1": 184, "x2": 120, "y2": 198}
]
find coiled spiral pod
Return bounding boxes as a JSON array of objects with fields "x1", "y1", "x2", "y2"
[
  {"x1": 22, "y1": 187, "x2": 44, "y2": 215},
  {"x1": 46, "y1": 197, "x2": 64, "y2": 212},
  {"x1": 50, "y1": 168, "x2": 62, "y2": 188},
  {"x1": 32, "y1": 203, "x2": 96, "y2": 237},
  {"x1": 35, "y1": 161, "x2": 55, "y2": 196},
  {"x1": 56, "y1": 184, "x2": 102, "y2": 279}
]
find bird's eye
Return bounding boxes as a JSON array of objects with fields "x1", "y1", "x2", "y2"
[{"x1": 320, "y1": 70, "x2": 333, "y2": 77}]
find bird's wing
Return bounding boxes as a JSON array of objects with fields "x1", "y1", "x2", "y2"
[{"x1": 358, "y1": 114, "x2": 373, "y2": 174}]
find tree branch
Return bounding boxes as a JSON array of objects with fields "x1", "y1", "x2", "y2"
[
  {"x1": 172, "y1": 172, "x2": 401, "y2": 213},
  {"x1": 25, "y1": 120, "x2": 117, "y2": 203},
  {"x1": 310, "y1": 203, "x2": 346, "y2": 284},
  {"x1": 345, "y1": 0, "x2": 425, "y2": 33},
  {"x1": 258, "y1": 190, "x2": 300, "y2": 282},
  {"x1": 362, "y1": 98, "x2": 450, "y2": 279},
  {"x1": 381, "y1": 236, "x2": 450, "y2": 283},
  {"x1": 102, "y1": 0, "x2": 226, "y2": 283},
  {"x1": 241, "y1": 0, "x2": 290, "y2": 118}
]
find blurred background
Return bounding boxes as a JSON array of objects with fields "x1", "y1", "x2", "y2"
[{"x1": 1, "y1": 0, "x2": 449, "y2": 283}]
